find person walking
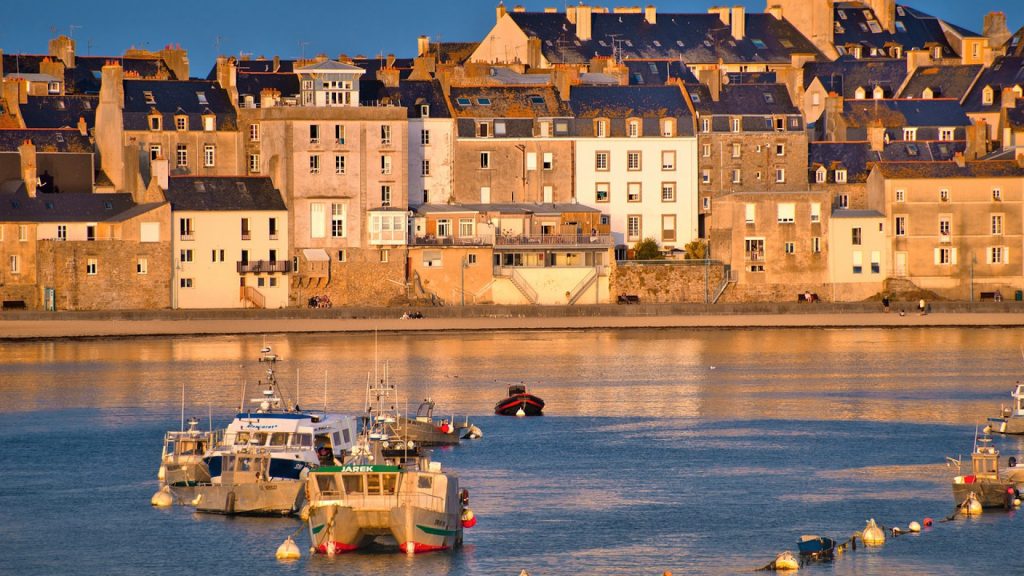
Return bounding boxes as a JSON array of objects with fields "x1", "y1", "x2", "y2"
[
  {"x1": 882, "y1": 295, "x2": 890, "y2": 313},
  {"x1": 918, "y1": 298, "x2": 927, "y2": 315}
]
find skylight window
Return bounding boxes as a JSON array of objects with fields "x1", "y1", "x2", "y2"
[
  {"x1": 763, "y1": 92, "x2": 775, "y2": 104},
  {"x1": 599, "y1": 40, "x2": 607, "y2": 47},
  {"x1": 625, "y1": 40, "x2": 633, "y2": 47},
  {"x1": 196, "y1": 92, "x2": 208, "y2": 105},
  {"x1": 530, "y1": 95, "x2": 545, "y2": 104},
  {"x1": 703, "y1": 40, "x2": 713, "y2": 47},
  {"x1": 867, "y1": 21, "x2": 882, "y2": 34},
  {"x1": 863, "y1": 10, "x2": 874, "y2": 19},
  {"x1": 456, "y1": 97, "x2": 471, "y2": 106},
  {"x1": 652, "y1": 40, "x2": 661, "y2": 47},
  {"x1": 633, "y1": 73, "x2": 644, "y2": 84},
  {"x1": 104, "y1": 201, "x2": 113, "y2": 210},
  {"x1": 895, "y1": 21, "x2": 907, "y2": 33},
  {"x1": 236, "y1": 182, "x2": 247, "y2": 194},
  {"x1": 143, "y1": 91, "x2": 155, "y2": 105},
  {"x1": 676, "y1": 40, "x2": 684, "y2": 47},
  {"x1": 195, "y1": 182, "x2": 206, "y2": 192},
  {"x1": 906, "y1": 143, "x2": 919, "y2": 156},
  {"x1": 837, "y1": 9, "x2": 847, "y2": 20},
  {"x1": 859, "y1": 22, "x2": 869, "y2": 32},
  {"x1": 779, "y1": 39, "x2": 794, "y2": 48},
  {"x1": 649, "y1": 63, "x2": 659, "y2": 73},
  {"x1": 56, "y1": 133, "x2": 64, "y2": 142},
  {"x1": 476, "y1": 98, "x2": 491, "y2": 106},
  {"x1": 689, "y1": 92, "x2": 700, "y2": 103},
  {"x1": 897, "y1": 6, "x2": 905, "y2": 16},
  {"x1": 751, "y1": 39, "x2": 767, "y2": 49}
]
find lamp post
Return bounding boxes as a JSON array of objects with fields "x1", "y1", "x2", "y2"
[
  {"x1": 461, "y1": 255, "x2": 468, "y2": 306},
  {"x1": 970, "y1": 252, "x2": 976, "y2": 304}
]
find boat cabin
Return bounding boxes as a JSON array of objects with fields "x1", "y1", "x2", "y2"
[
  {"x1": 1008, "y1": 384, "x2": 1024, "y2": 418},
  {"x1": 507, "y1": 384, "x2": 526, "y2": 396},
  {"x1": 971, "y1": 441, "x2": 1001, "y2": 480},
  {"x1": 310, "y1": 464, "x2": 454, "y2": 514}
]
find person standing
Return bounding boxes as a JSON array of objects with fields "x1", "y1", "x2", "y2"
[
  {"x1": 918, "y1": 298, "x2": 927, "y2": 315},
  {"x1": 882, "y1": 295, "x2": 890, "y2": 313}
]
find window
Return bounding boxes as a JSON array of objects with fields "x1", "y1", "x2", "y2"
[
  {"x1": 702, "y1": 196, "x2": 711, "y2": 211},
  {"x1": 661, "y1": 151, "x2": 675, "y2": 170},
  {"x1": 476, "y1": 97, "x2": 491, "y2": 106},
  {"x1": 895, "y1": 216, "x2": 906, "y2": 236},
  {"x1": 731, "y1": 143, "x2": 742, "y2": 158},
  {"x1": 249, "y1": 154, "x2": 260, "y2": 173},
  {"x1": 211, "y1": 249, "x2": 225, "y2": 262},
  {"x1": 815, "y1": 168, "x2": 826, "y2": 184},
  {"x1": 661, "y1": 119, "x2": 674, "y2": 137},
  {"x1": 852, "y1": 251, "x2": 862, "y2": 274},
  {"x1": 851, "y1": 227, "x2": 862, "y2": 246},
  {"x1": 57, "y1": 225, "x2": 67, "y2": 241},
  {"x1": 775, "y1": 168, "x2": 786, "y2": 183},
  {"x1": 745, "y1": 203, "x2": 756, "y2": 224},
  {"x1": 249, "y1": 123, "x2": 260, "y2": 142},
  {"x1": 437, "y1": 219, "x2": 451, "y2": 237},
  {"x1": 204, "y1": 145, "x2": 215, "y2": 167},
  {"x1": 381, "y1": 155, "x2": 392, "y2": 175},
  {"x1": 701, "y1": 169, "x2": 711, "y2": 184},
  {"x1": 835, "y1": 169, "x2": 847, "y2": 183},
  {"x1": 992, "y1": 214, "x2": 1003, "y2": 235},
  {"x1": 543, "y1": 152, "x2": 553, "y2": 170},
  {"x1": 202, "y1": 115, "x2": 215, "y2": 131},
  {"x1": 310, "y1": 203, "x2": 325, "y2": 238},
  {"x1": 661, "y1": 182, "x2": 675, "y2": 202},
  {"x1": 331, "y1": 203, "x2": 346, "y2": 237},
  {"x1": 420, "y1": 129, "x2": 430, "y2": 146},
  {"x1": 17, "y1": 224, "x2": 27, "y2": 242},
  {"x1": 176, "y1": 144, "x2": 187, "y2": 167},
  {"x1": 381, "y1": 185, "x2": 392, "y2": 206},
  {"x1": 150, "y1": 145, "x2": 161, "y2": 161},
  {"x1": 777, "y1": 203, "x2": 795, "y2": 223},
  {"x1": 335, "y1": 125, "x2": 346, "y2": 144},
  {"x1": 596, "y1": 120, "x2": 607, "y2": 137},
  {"x1": 871, "y1": 251, "x2": 880, "y2": 274},
  {"x1": 895, "y1": 189, "x2": 905, "y2": 203},
  {"x1": 421, "y1": 159, "x2": 430, "y2": 176},
  {"x1": 627, "y1": 182, "x2": 641, "y2": 202},
  {"x1": 337, "y1": 250, "x2": 347, "y2": 263},
  {"x1": 935, "y1": 247, "x2": 954, "y2": 265},
  {"x1": 480, "y1": 152, "x2": 490, "y2": 169},
  {"x1": 308, "y1": 124, "x2": 320, "y2": 144},
  {"x1": 903, "y1": 127, "x2": 917, "y2": 141},
  {"x1": 175, "y1": 116, "x2": 187, "y2": 131},
  {"x1": 526, "y1": 152, "x2": 537, "y2": 171},
  {"x1": 938, "y1": 217, "x2": 951, "y2": 238},
  {"x1": 268, "y1": 217, "x2": 278, "y2": 240},
  {"x1": 662, "y1": 215, "x2": 676, "y2": 242},
  {"x1": 467, "y1": 254, "x2": 477, "y2": 265},
  {"x1": 626, "y1": 151, "x2": 641, "y2": 171},
  {"x1": 179, "y1": 218, "x2": 193, "y2": 240},
  {"x1": 595, "y1": 183, "x2": 609, "y2": 203},
  {"x1": 745, "y1": 238, "x2": 765, "y2": 262},
  {"x1": 775, "y1": 143, "x2": 785, "y2": 157},
  {"x1": 595, "y1": 151, "x2": 609, "y2": 171},
  {"x1": 335, "y1": 155, "x2": 345, "y2": 174},
  {"x1": 8, "y1": 255, "x2": 18, "y2": 274},
  {"x1": 179, "y1": 278, "x2": 193, "y2": 288},
  {"x1": 380, "y1": 249, "x2": 390, "y2": 263},
  {"x1": 458, "y1": 218, "x2": 475, "y2": 238},
  {"x1": 628, "y1": 120, "x2": 639, "y2": 137},
  {"x1": 309, "y1": 155, "x2": 320, "y2": 174},
  {"x1": 993, "y1": 189, "x2": 1002, "y2": 201},
  {"x1": 701, "y1": 118, "x2": 710, "y2": 133},
  {"x1": 477, "y1": 122, "x2": 490, "y2": 138},
  {"x1": 626, "y1": 215, "x2": 641, "y2": 241},
  {"x1": 180, "y1": 249, "x2": 194, "y2": 262},
  {"x1": 939, "y1": 189, "x2": 949, "y2": 202},
  {"x1": 837, "y1": 194, "x2": 849, "y2": 209},
  {"x1": 86, "y1": 258, "x2": 97, "y2": 275},
  {"x1": 731, "y1": 117, "x2": 741, "y2": 133},
  {"x1": 784, "y1": 242, "x2": 795, "y2": 254},
  {"x1": 810, "y1": 203, "x2": 821, "y2": 223},
  {"x1": 731, "y1": 169, "x2": 741, "y2": 184},
  {"x1": 702, "y1": 143, "x2": 711, "y2": 157},
  {"x1": 143, "y1": 91, "x2": 155, "y2": 105},
  {"x1": 989, "y1": 246, "x2": 1008, "y2": 264},
  {"x1": 939, "y1": 128, "x2": 955, "y2": 141},
  {"x1": 812, "y1": 237, "x2": 821, "y2": 253},
  {"x1": 380, "y1": 125, "x2": 392, "y2": 145}
]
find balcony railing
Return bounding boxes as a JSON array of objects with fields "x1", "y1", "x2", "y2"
[
  {"x1": 410, "y1": 236, "x2": 491, "y2": 247},
  {"x1": 494, "y1": 234, "x2": 614, "y2": 248},
  {"x1": 237, "y1": 260, "x2": 292, "y2": 274},
  {"x1": 241, "y1": 232, "x2": 251, "y2": 240},
  {"x1": 180, "y1": 234, "x2": 194, "y2": 241}
]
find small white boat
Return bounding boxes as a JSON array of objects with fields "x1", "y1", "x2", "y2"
[
  {"x1": 159, "y1": 416, "x2": 218, "y2": 488},
  {"x1": 987, "y1": 383, "x2": 1024, "y2": 435},
  {"x1": 950, "y1": 431, "x2": 1021, "y2": 510}
]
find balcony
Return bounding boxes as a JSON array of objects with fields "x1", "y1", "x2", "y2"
[
  {"x1": 410, "y1": 236, "x2": 491, "y2": 247},
  {"x1": 494, "y1": 234, "x2": 614, "y2": 249},
  {"x1": 237, "y1": 260, "x2": 292, "y2": 274},
  {"x1": 180, "y1": 234, "x2": 194, "y2": 241},
  {"x1": 241, "y1": 233, "x2": 251, "y2": 241}
]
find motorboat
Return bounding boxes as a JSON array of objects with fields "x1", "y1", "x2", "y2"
[
  {"x1": 158, "y1": 416, "x2": 218, "y2": 488},
  {"x1": 305, "y1": 403, "x2": 473, "y2": 554},
  {"x1": 797, "y1": 535, "x2": 836, "y2": 561},
  {"x1": 949, "y1": 431, "x2": 1021, "y2": 510},
  {"x1": 170, "y1": 347, "x2": 359, "y2": 515},
  {"x1": 365, "y1": 365, "x2": 471, "y2": 447},
  {"x1": 986, "y1": 383, "x2": 1024, "y2": 434},
  {"x1": 494, "y1": 384, "x2": 545, "y2": 416}
]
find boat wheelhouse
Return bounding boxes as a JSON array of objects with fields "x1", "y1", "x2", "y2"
[
  {"x1": 950, "y1": 432, "x2": 1020, "y2": 509},
  {"x1": 159, "y1": 417, "x2": 219, "y2": 488},
  {"x1": 987, "y1": 383, "x2": 1024, "y2": 435}
]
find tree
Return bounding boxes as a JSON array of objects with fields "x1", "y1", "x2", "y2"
[
  {"x1": 683, "y1": 239, "x2": 708, "y2": 260},
  {"x1": 633, "y1": 238, "x2": 662, "y2": 260}
]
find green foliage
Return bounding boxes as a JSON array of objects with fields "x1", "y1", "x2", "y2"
[
  {"x1": 633, "y1": 238, "x2": 662, "y2": 260},
  {"x1": 683, "y1": 240, "x2": 708, "y2": 260}
]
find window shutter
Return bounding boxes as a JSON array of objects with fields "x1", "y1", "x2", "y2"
[
  {"x1": 1005, "y1": 247, "x2": 1010, "y2": 264},
  {"x1": 951, "y1": 248, "x2": 958, "y2": 265},
  {"x1": 934, "y1": 248, "x2": 941, "y2": 265},
  {"x1": 987, "y1": 247, "x2": 993, "y2": 263}
]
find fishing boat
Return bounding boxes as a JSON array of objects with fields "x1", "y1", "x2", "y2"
[
  {"x1": 305, "y1": 406, "x2": 473, "y2": 554},
  {"x1": 158, "y1": 416, "x2": 218, "y2": 488},
  {"x1": 365, "y1": 365, "x2": 471, "y2": 447},
  {"x1": 494, "y1": 383, "x2": 544, "y2": 416},
  {"x1": 797, "y1": 535, "x2": 836, "y2": 561},
  {"x1": 986, "y1": 383, "x2": 1024, "y2": 434},
  {"x1": 171, "y1": 347, "x2": 359, "y2": 515},
  {"x1": 949, "y1": 431, "x2": 1021, "y2": 509}
]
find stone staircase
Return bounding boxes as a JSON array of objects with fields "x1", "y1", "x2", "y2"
[{"x1": 509, "y1": 269, "x2": 538, "y2": 304}]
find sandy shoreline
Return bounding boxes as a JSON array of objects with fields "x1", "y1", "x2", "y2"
[{"x1": 3, "y1": 309, "x2": 1024, "y2": 340}]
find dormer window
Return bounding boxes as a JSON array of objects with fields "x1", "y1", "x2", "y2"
[
  {"x1": 982, "y1": 86, "x2": 994, "y2": 106},
  {"x1": 420, "y1": 104, "x2": 430, "y2": 117},
  {"x1": 48, "y1": 81, "x2": 60, "y2": 94},
  {"x1": 144, "y1": 91, "x2": 156, "y2": 105},
  {"x1": 852, "y1": 46, "x2": 862, "y2": 59},
  {"x1": 202, "y1": 114, "x2": 215, "y2": 132},
  {"x1": 815, "y1": 166, "x2": 827, "y2": 183},
  {"x1": 903, "y1": 127, "x2": 917, "y2": 141},
  {"x1": 939, "y1": 127, "x2": 955, "y2": 141},
  {"x1": 661, "y1": 119, "x2": 674, "y2": 137},
  {"x1": 175, "y1": 115, "x2": 188, "y2": 131},
  {"x1": 701, "y1": 118, "x2": 710, "y2": 133},
  {"x1": 149, "y1": 114, "x2": 162, "y2": 131},
  {"x1": 835, "y1": 169, "x2": 847, "y2": 183},
  {"x1": 873, "y1": 86, "x2": 885, "y2": 100},
  {"x1": 628, "y1": 119, "x2": 640, "y2": 137},
  {"x1": 731, "y1": 117, "x2": 741, "y2": 133},
  {"x1": 595, "y1": 119, "x2": 608, "y2": 138},
  {"x1": 933, "y1": 46, "x2": 943, "y2": 59},
  {"x1": 855, "y1": 86, "x2": 867, "y2": 100}
]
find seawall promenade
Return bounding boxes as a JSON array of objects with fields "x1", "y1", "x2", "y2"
[{"x1": 2, "y1": 301, "x2": 1024, "y2": 339}]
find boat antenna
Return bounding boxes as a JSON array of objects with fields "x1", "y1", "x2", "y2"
[
  {"x1": 296, "y1": 367, "x2": 301, "y2": 411},
  {"x1": 180, "y1": 381, "x2": 185, "y2": 432},
  {"x1": 323, "y1": 370, "x2": 328, "y2": 413},
  {"x1": 240, "y1": 378, "x2": 246, "y2": 414},
  {"x1": 208, "y1": 402, "x2": 212, "y2": 432}
]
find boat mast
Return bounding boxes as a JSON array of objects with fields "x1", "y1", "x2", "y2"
[{"x1": 180, "y1": 381, "x2": 185, "y2": 432}]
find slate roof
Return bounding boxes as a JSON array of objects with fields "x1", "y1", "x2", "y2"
[
  {"x1": 809, "y1": 141, "x2": 965, "y2": 183},
  {"x1": 962, "y1": 56, "x2": 1024, "y2": 113},
  {"x1": 235, "y1": 72, "x2": 301, "y2": 102},
  {"x1": 873, "y1": 160, "x2": 1024, "y2": 179},
  {"x1": 708, "y1": 84, "x2": 800, "y2": 116},
  {"x1": 1007, "y1": 26, "x2": 1024, "y2": 57},
  {"x1": 832, "y1": 209, "x2": 884, "y2": 218},
  {"x1": 426, "y1": 42, "x2": 480, "y2": 65},
  {"x1": 123, "y1": 80, "x2": 237, "y2": 131},
  {"x1": 0, "y1": 129, "x2": 92, "y2": 153},
  {"x1": 2, "y1": 54, "x2": 176, "y2": 95},
  {"x1": 295, "y1": 60, "x2": 365, "y2": 73},
  {"x1": 624, "y1": 61, "x2": 698, "y2": 85},
  {"x1": 840, "y1": 99, "x2": 970, "y2": 128},
  {"x1": 803, "y1": 57, "x2": 908, "y2": 99},
  {"x1": 232, "y1": 59, "x2": 296, "y2": 74},
  {"x1": 415, "y1": 202, "x2": 600, "y2": 215},
  {"x1": 164, "y1": 177, "x2": 286, "y2": 211},
  {"x1": 448, "y1": 86, "x2": 570, "y2": 118},
  {"x1": 18, "y1": 95, "x2": 97, "y2": 130},
  {"x1": 0, "y1": 186, "x2": 137, "y2": 223},
  {"x1": 358, "y1": 80, "x2": 451, "y2": 118},
  {"x1": 897, "y1": 65, "x2": 982, "y2": 100},
  {"x1": 507, "y1": 11, "x2": 823, "y2": 66},
  {"x1": 1007, "y1": 105, "x2": 1024, "y2": 130},
  {"x1": 832, "y1": 2, "x2": 964, "y2": 58}
]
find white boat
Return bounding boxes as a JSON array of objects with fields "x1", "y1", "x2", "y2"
[
  {"x1": 987, "y1": 383, "x2": 1024, "y2": 435},
  {"x1": 170, "y1": 347, "x2": 359, "y2": 515},
  {"x1": 159, "y1": 416, "x2": 219, "y2": 488},
  {"x1": 949, "y1": 431, "x2": 1022, "y2": 509},
  {"x1": 365, "y1": 364, "x2": 471, "y2": 447}
]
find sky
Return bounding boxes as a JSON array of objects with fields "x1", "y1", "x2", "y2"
[{"x1": 2, "y1": 1, "x2": 1022, "y2": 77}]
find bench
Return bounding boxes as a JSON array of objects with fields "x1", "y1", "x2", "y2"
[
  {"x1": 617, "y1": 294, "x2": 640, "y2": 304},
  {"x1": 797, "y1": 293, "x2": 819, "y2": 303},
  {"x1": 2, "y1": 300, "x2": 26, "y2": 310},
  {"x1": 980, "y1": 291, "x2": 1003, "y2": 302}
]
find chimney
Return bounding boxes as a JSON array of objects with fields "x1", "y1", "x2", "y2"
[
  {"x1": 953, "y1": 151, "x2": 966, "y2": 168},
  {"x1": 1002, "y1": 87, "x2": 1017, "y2": 109},
  {"x1": 766, "y1": 5, "x2": 783, "y2": 20},
  {"x1": 867, "y1": 120, "x2": 886, "y2": 152},
  {"x1": 48, "y1": 35, "x2": 76, "y2": 68},
  {"x1": 417, "y1": 36, "x2": 430, "y2": 57},
  {"x1": 544, "y1": 7, "x2": 557, "y2": 13},
  {"x1": 645, "y1": 5, "x2": 656, "y2": 25},
  {"x1": 984, "y1": 12, "x2": 1011, "y2": 48},
  {"x1": 273, "y1": 55, "x2": 281, "y2": 72},
  {"x1": 906, "y1": 48, "x2": 930, "y2": 76},
  {"x1": 19, "y1": 139, "x2": 37, "y2": 198},
  {"x1": 709, "y1": 6, "x2": 730, "y2": 25},
  {"x1": 77, "y1": 116, "x2": 87, "y2": 136},
  {"x1": 866, "y1": 0, "x2": 895, "y2": 34},
  {"x1": 158, "y1": 44, "x2": 190, "y2": 80},
  {"x1": 576, "y1": 4, "x2": 593, "y2": 41},
  {"x1": 377, "y1": 65, "x2": 400, "y2": 88},
  {"x1": 567, "y1": 5, "x2": 577, "y2": 22},
  {"x1": 260, "y1": 88, "x2": 280, "y2": 109},
  {"x1": 216, "y1": 57, "x2": 238, "y2": 111},
  {"x1": 99, "y1": 60, "x2": 124, "y2": 109},
  {"x1": 731, "y1": 6, "x2": 746, "y2": 40},
  {"x1": 513, "y1": 5, "x2": 526, "y2": 12},
  {"x1": 823, "y1": 92, "x2": 845, "y2": 141},
  {"x1": 965, "y1": 119, "x2": 987, "y2": 160},
  {"x1": 496, "y1": 2, "x2": 507, "y2": 23},
  {"x1": 553, "y1": 66, "x2": 579, "y2": 100},
  {"x1": 151, "y1": 156, "x2": 169, "y2": 190}
]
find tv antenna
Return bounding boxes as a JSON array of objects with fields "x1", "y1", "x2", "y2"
[
  {"x1": 68, "y1": 25, "x2": 82, "y2": 39},
  {"x1": 606, "y1": 34, "x2": 624, "y2": 64},
  {"x1": 299, "y1": 40, "x2": 310, "y2": 61}
]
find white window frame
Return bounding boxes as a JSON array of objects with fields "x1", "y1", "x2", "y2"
[
  {"x1": 310, "y1": 155, "x2": 320, "y2": 174},
  {"x1": 204, "y1": 144, "x2": 215, "y2": 168}
]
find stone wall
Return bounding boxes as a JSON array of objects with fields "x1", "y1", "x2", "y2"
[
  {"x1": 718, "y1": 282, "x2": 833, "y2": 303},
  {"x1": 292, "y1": 247, "x2": 408, "y2": 307},
  {"x1": 611, "y1": 261, "x2": 725, "y2": 303},
  {"x1": 36, "y1": 239, "x2": 171, "y2": 310}
]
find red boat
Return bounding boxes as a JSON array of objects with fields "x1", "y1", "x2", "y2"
[{"x1": 494, "y1": 384, "x2": 545, "y2": 416}]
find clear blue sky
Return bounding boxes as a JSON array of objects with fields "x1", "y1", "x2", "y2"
[{"x1": 2, "y1": 1, "x2": 1021, "y2": 77}]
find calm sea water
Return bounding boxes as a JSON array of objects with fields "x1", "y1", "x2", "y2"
[{"x1": 1, "y1": 328, "x2": 1023, "y2": 575}]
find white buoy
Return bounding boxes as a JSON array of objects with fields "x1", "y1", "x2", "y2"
[
  {"x1": 1014, "y1": 498, "x2": 1021, "y2": 508},
  {"x1": 961, "y1": 492, "x2": 982, "y2": 516},
  {"x1": 908, "y1": 521, "x2": 921, "y2": 533},
  {"x1": 773, "y1": 551, "x2": 799, "y2": 571},
  {"x1": 151, "y1": 486, "x2": 174, "y2": 507},
  {"x1": 157, "y1": 465, "x2": 166, "y2": 481},
  {"x1": 861, "y1": 518, "x2": 885, "y2": 546},
  {"x1": 275, "y1": 536, "x2": 301, "y2": 560},
  {"x1": 515, "y1": 406, "x2": 526, "y2": 417},
  {"x1": 405, "y1": 541, "x2": 416, "y2": 555}
]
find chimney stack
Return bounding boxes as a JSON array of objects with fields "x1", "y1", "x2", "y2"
[
  {"x1": 215, "y1": 57, "x2": 238, "y2": 111},
  {"x1": 576, "y1": 4, "x2": 593, "y2": 41},
  {"x1": 1002, "y1": 87, "x2": 1017, "y2": 109},
  {"x1": 953, "y1": 151, "x2": 966, "y2": 168},
  {"x1": 645, "y1": 5, "x2": 656, "y2": 25},
  {"x1": 496, "y1": 2, "x2": 507, "y2": 24},
  {"x1": 731, "y1": 6, "x2": 746, "y2": 40},
  {"x1": 984, "y1": 12, "x2": 1011, "y2": 48},
  {"x1": 77, "y1": 116, "x2": 87, "y2": 136},
  {"x1": 709, "y1": 6, "x2": 730, "y2": 25},
  {"x1": 906, "y1": 48, "x2": 930, "y2": 76},
  {"x1": 19, "y1": 139, "x2": 37, "y2": 198},
  {"x1": 867, "y1": 120, "x2": 886, "y2": 152},
  {"x1": 48, "y1": 35, "x2": 76, "y2": 68},
  {"x1": 152, "y1": 156, "x2": 169, "y2": 190},
  {"x1": 965, "y1": 119, "x2": 987, "y2": 160},
  {"x1": 417, "y1": 35, "x2": 430, "y2": 57},
  {"x1": 766, "y1": 5, "x2": 783, "y2": 20}
]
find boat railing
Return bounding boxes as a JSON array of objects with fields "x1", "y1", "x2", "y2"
[{"x1": 405, "y1": 490, "x2": 447, "y2": 513}]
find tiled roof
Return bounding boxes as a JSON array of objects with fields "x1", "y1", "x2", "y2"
[
  {"x1": 19, "y1": 95, "x2": 97, "y2": 130},
  {"x1": 164, "y1": 176, "x2": 286, "y2": 212},
  {"x1": 832, "y1": 2, "x2": 963, "y2": 58},
  {"x1": 448, "y1": 86, "x2": 569, "y2": 118},
  {"x1": 897, "y1": 65, "x2": 982, "y2": 100},
  {"x1": 123, "y1": 80, "x2": 237, "y2": 131},
  {"x1": 873, "y1": 160, "x2": 1024, "y2": 179},
  {"x1": 0, "y1": 186, "x2": 137, "y2": 223},
  {"x1": 962, "y1": 56, "x2": 1024, "y2": 113},
  {"x1": 507, "y1": 11, "x2": 823, "y2": 66},
  {"x1": 803, "y1": 57, "x2": 908, "y2": 99},
  {"x1": 0, "y1": 129, "x2": 91, "y2": 153}
]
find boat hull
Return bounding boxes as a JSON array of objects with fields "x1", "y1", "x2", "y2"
[
  {"x1": 494, "y1": 394, "x2": 545, "y2": 416},
  {"x1": 309, "y1": 502, "x2": 462, "y2": 554},
  {"x1": 176, "y1": 480, "x2": 304, "y2": 516},
  {"x1": 163, "y1": 461, "x2": 211, "y2": 488},
  {"x1": 987, "y1": 416, "x2": 1024, "y2": 435},
  {"x1": 797, "y1": 535, "x2": 836, "y2": 560},
  {"x1": 952, "y1": 480, "x2": 1017, "y2": 509},
  {"x1": 394, "y1": 416, "x2": 463, "y2": 447}
]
